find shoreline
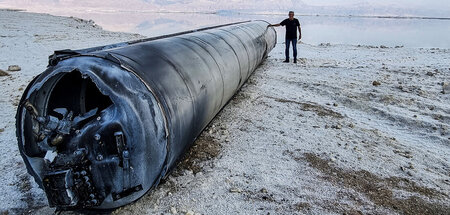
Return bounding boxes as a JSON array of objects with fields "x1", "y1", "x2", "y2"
[
  {"x1": 0, "y1": 9, "x2": 449, "y2": 215},
  {"x1": 2, "y1": 8, "x2": 450, "y2": 20}
]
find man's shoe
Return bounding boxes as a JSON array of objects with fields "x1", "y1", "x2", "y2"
[
  {"x1": 283, "y1": 59, "x2": 289, "y2": 63},
  {"x1": 293, "y1": 59, "x2": 297, "y2": 63}
]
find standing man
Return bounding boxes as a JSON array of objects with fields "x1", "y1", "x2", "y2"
[{"x1": 269, "y1": 11, "x2": 302, "y2": 63}]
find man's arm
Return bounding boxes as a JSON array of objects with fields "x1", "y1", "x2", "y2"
[
  {"x1": 298, "y1": 25, "x2": 302, "y2": 40},
  {"x1": 270, "y1": 20, "x2": 285, "y2": 27}
]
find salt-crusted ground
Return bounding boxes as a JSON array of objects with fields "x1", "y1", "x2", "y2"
[{"x1": 0, "y1": 9, "x2": 449, "y2": 215}]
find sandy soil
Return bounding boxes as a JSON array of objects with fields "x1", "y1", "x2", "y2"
[{"x1": 0, "y1": 9, "x2": 449, "y2": 215}]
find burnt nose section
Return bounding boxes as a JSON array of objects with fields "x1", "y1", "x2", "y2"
[{"x1": 16, "y1": 58, "x2": 168, "y2": 210}]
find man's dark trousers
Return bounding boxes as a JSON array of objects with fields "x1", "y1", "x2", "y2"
[{"x1": 285, "y1": 38, "x2": 297, "y2": 60}]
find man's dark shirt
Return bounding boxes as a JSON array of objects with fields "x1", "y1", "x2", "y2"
[{"x1": 280, "y1": 18, "x2": 300, "y2": 39}]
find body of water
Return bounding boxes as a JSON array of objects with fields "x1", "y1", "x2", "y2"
[{"x1": 2, "y1": 6, "x2": 450, "y2": 48}]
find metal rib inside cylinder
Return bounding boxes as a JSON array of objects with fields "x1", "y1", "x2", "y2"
[{"x1": 16, "y1": 20, "x2": 276, "y2": 210}]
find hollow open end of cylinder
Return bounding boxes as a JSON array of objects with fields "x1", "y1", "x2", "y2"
[
  {"x1": 19, "y1": 69, "x2": 140, "y2": 210},
  {"x1": 47, "y1": 71, "x2": 113, "y2": 119},
  {"x1": 18, "y1": 57, "x2": 169, "y2": 210},
  {"x1": 21, "y1": 70, "x2": 113, "y2": 159}
]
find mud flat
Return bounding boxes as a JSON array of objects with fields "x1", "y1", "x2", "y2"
[{"x1": 0, "y1": 9, "x2": 449, "y2": 215}]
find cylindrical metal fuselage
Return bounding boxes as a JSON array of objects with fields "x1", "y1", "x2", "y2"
[{"x1": 16, "y1": 21, "x2": 276, "y2": 210}]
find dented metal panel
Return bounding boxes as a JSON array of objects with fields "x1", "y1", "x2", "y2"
[{"x1": 16, "y1": 20, "x2": 276, "y2": 210}]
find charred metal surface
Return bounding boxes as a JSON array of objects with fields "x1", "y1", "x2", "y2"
[{"x1": 16, "y1": 20, "x2": 276, "y2": 210}]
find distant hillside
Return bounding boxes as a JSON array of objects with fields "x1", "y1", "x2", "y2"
[{"x1": 0, "y1": 0, "x2": 449, "y2": 17}]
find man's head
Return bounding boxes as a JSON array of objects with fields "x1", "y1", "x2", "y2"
[{"x1": 288, "y1": 11, "x2": 294, "y2": 20}]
